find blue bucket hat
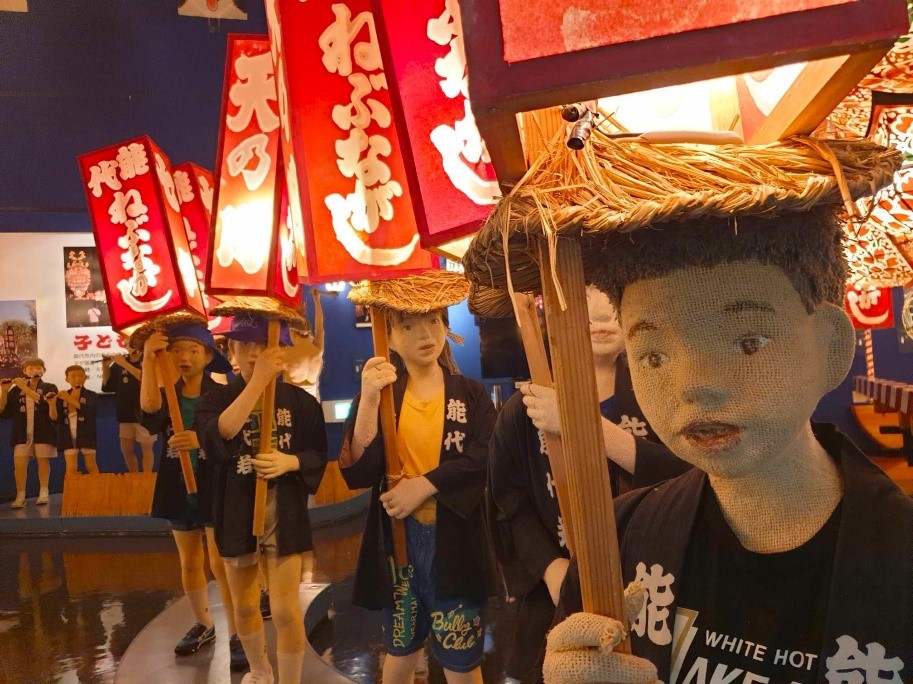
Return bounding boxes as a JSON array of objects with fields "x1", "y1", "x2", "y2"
[
  {"x1": 168, "y1": 323, "x2": 233, "y2": 374},
  {"x1": 223, "y1": 314, "x2": 293, "y2": 346}
]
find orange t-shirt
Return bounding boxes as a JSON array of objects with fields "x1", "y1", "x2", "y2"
[{"x1": 395, "y1": 389, "x2": 444, "y2": 524}]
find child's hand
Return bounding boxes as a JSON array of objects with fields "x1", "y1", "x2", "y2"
[
  {"x1": 520, "y1": 382, "x2": 561, "y2": 435},
  {"x1": 360, "y1": 357, "x2": 397, "y2": 402},
  {"x1": 43, "y1": 391, "x2": 57, "y2": 405},
  {"x1": 380, "y1": 476, "x2": 436, "y2": 519},
  {"x1": 251, "y1": 450, "x2": 299, "y2": 479},
  {"x1": 168, "y1": 430, "x2": 200, "y2": 451},
  {"x1": 543, "y1": 582, "x2": 661, "y2": 684},
  {"x1": 250, "y1": 347, "x2": 285, "y2": 389},
  {"x1": 144, "y1": 331, "x2": 168, "y2": 356}
]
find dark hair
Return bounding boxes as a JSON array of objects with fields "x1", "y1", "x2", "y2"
[
  {"x1": 65, "y1": 365, "x2": 85, "y2": 376},
  {"x1": 590, "y1": 207, "x2": 846, "y2": 314},
  {"x1": 22, "y1": 357, "x2": 45, "y2": 370},
  {"x1": 388, "y1": 309, "x2": 461, "y2": 375}
]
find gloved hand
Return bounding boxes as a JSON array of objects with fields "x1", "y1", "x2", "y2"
[{"x1": 543, "y1": 582, "x2": 662, "y2": 684}]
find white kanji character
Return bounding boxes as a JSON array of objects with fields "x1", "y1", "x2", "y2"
[
  {"x1": 108, "y1": 189, "x2": 148, "y2": 226},
  {"x1": 116, "y1": 143, "x2": 149, "y2": 180},
  {"x1": 155, "y1": 153, "x2": 181, "y2": 212},
  {"x1": 446, "y1": 398, "x2": 467, "y2": 424},
  {"x1": 545, "y1": 470, "x2": 556, "y2": 499},
  {"x1": 331, "y1": 73, "x2": 391, "y2": 131},
  {"x1": 557, "y1": 515, "x2": 567, "y2": 549},
  {"x1": 242, "y1": 428, "x2": 253, "y2": 447},
  {"x1": 825, "y1": 635, "x2": 904, "y2": 684},
  {"x1": 631, "y1": 562, "x2": 675, "y2": 646},
  {"x1": 277, "y1": 433, "x2": 292, "y2": 451},
  {"x1": 87, "y1": 160, "x2": 121, "y2": 197},
  {"x1": 198, "y1": 174, "x2": 213, "y2": 213},
  {"x1": 276, "y1": 408, "x2": 292, "y2": 428},
  {"x1": 444, "y1": 430, "x2": 465, "y2": 453},
  {"x1": 538, "y1": 429, "x2": 548, "y2": 455},
  {"x1": 226, "y1": 133, "x2": 272, "y2": 191},
  {"x1": 236, "y1": 454, "x2": 254, "y2": 475},
  {"x1": 318, "y1": 4, "x2": 382, "y2": 77},
  {"x1": 173, "y1": 170, "x2": 194, "y2": 204},
  {"x1": 618, "y1": 415, "x2": 649, "y2": 437},
  {"x1": 227, "y1": 52, "x2": 279, "y2": 134}
]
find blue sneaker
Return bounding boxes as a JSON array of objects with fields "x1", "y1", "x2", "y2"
[
  {"x1": 174, "y1": 622, "x2": 215, "y2": 656},
  {"x1": 229, "y1": 634, "x2": 249, "y2": 671}
]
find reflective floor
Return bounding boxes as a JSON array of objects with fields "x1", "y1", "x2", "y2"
[{"x1": 0, "y1": 513, "x2": 518, "y2": 684}]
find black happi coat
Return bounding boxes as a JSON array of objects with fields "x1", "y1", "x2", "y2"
[
  {"x1": 488, "y1": 353, "x2": 690, "y2": 600},
  {"x1": 558, "y1": 424, "x2": 913, "y2": 683},
  {"x1": 1, "y1": 381, "x2": 58, "y2": 446},
  {"x1": 196, "y1": 376, "x2": 328, "y2": 558},
  {"x1": 101, "y1": 359, "x2": 142, "y2": 423},
  {"x1": 340, "y1": 371, "x2": 497, "y2": 610},
  {"x1": 56, "y1": 389, "x2": 98, "y2": 450},
  {"x1": 143, "y1": 375, "x2": 220, "y2": 522}
]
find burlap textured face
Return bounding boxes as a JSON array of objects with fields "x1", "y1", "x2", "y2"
[{"x1": 621, "y1": 261, "x2": 854, "y2": 480}]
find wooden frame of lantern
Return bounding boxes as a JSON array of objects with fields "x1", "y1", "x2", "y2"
[
  {"x1": 461, "y1": 0, "x2": 908, "y2": 187},
  {"x1": 78, "y1": 135, "x2": 207, "y2": 494}
]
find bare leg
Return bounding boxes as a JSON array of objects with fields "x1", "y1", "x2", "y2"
[
  {"x1": 140, "y1": 439, "x2": 155, "y2": 473},
  {"x1": 204, "y1": 527, "x2": 237, "y2": 635},
  {"x1": 171, "y1": 529, "x2": 212, "y2": 627},
  {"x1": 120, "y1": 436, "x2": 138, "y2": 473},
  {"x1": 12, "y1": 448, "x2": 28, "y2": 503},
  {"x1": 265, "y1": 553, "x2": 304, "y2": 658},
  {"x1": 64, "y1": 449, "x2": 79, "y2": 475},
  {"x1": 37, "y1": 458, "x2": 50, "y2": 492},
  {"x1": 82, "y1": 449, "x2": 99, "y2": 474},
  {"x1": 224, "y1": 561, "x2": 271, "y2": 675},
  {"x1": 382, "y1": 651, "x2": 422, "y2": 684},
  {"x1": 443, "y1": 668, "x2": 484, "y2": 684}
]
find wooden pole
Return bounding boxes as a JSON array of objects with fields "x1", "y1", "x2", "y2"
[
  {"x1": 513, "y1": 292, "x2": 575, "y2": 555},
  {"x1": 370, "y1": 307, "x2": 409, "y2": 569},
  {"x1": 252, "y1": 320, "x2": 280, "y2": 537},
  {"x1": 155, "y1": 352, "x2": 197, "y2": 495},
  {"x1": 539, "y1": 239, "x2": 628, "y2": 649}
]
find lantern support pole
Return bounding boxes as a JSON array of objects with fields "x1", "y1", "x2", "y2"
[
  {"x1": 156, "y1": 352, "x2": 198, "y2": 495},
  {"x1": 252, "y1": 320, "x2": 280, "y2": 537},
  {"x1": 513, "y1": 293, "x2": 575, "y2": 555},
  {"x1": 370, "y1": 307, "x2": 409, "y2": 569},
  {"x1": 539, "y1": 239, "x2": 627, "y2": 649}
]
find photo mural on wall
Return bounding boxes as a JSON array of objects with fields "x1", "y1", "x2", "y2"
[
  {"x1": 0, "y1": 300, "x2": 37, "y2": 380},
  {"x1": 63, "y1": 247, "x2": 110, "y2": 329}
]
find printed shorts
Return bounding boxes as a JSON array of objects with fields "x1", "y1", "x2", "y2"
[
  {"x1": 13, "y1": 442, "x2": 57, "y2": 459},
  {"x1": 119, "y1": 422, "x2": 157, "y2": 445},
  {"x1": 382, "y1": 516, "x2": 485, "y2": 673}
]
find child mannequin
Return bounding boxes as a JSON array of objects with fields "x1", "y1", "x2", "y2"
[
  {"x1": 57, "y1": 365, "x2": 99, "y2": 475},
  {"x1": 340, "y1": 273, "x2": 496, "y2": 684},
  {"x1": 102, "y1": 348, "x2": 156, "y2": 472},
  {"x1": 0, "y1": 358, "x2": 58, "y2": 507},
  {"x1": 139, "y1": 321, "x2": 246, "y2": 670},
  {"x1": 196, "y1": 310, "x2": 328, "y2": 684}
]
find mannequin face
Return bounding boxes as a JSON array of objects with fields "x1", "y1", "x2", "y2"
[
  {"x1": 168, "y1": 339, "x2": 211, "y2": 380},
  {"x1": 229, "y1": 339, "x2": 266, "y2": 382},
  {"x1": 621, "y1": 261, "x2": 852, "y2": 479},
  {"x1": 23, "y1": 363, "x2": 44, "y2": 379},
  {"x1": 586, "y1": 286, "x2": 624, "y2": 360},
  {"x1": 389, "y1": 311, "x2": 447, "y2": 370},
  {"x1": 66, "y1": 369, "x2": 86, "y2": 388}
]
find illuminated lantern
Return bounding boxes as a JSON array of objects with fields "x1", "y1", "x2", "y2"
[
  {"x1": 845, "y1": 283, "x2": 895, "y2": 331},
  {"x1": 78, "y1": 135, "x2": 206, "y2": 332},
  {"x1": 370, "y1": 0, "x2": 500, "y2": 259},
  {"x1": 207, "y1": 34, "x2": 301, "y2": 308},
  {"x1": 460, "y1": 0, "x2": 909, "y2": 185},
  {"x1": 264, "y1": 0, "x2": 438, "y2": 283}
]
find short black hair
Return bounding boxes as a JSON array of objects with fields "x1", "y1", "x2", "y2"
[{"x1": 590, "y1": 206, "x2": 846, "y2": 314}]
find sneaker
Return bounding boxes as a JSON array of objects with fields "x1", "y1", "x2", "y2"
[
  {"x1": 36, "y1": 489, "x2": 49, "y2": 505},
  {"x1": 259, "y1": 590, "x2": 271, "y2": 620},
  {"x1": 241, "y1": 669, "x2": 274, "y2": 684},
  {"x1": 229, "y1": 634, "x2": 249, "y2": 672},
  {"x1": 10, "y1": 496, "x2": 25, "y2": 509},
  {"x1": 173, "y1": 623, "x2": 215, "y2": 656}
]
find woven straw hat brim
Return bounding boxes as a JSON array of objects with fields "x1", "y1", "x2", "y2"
[
  {"x1": 210, "y1": 296, "x2": 308, "y2": 331},
  {"x1": 128, "y1": 313, "x2": 208, "y2": 350},
  {"x1": 347, "y1": 270, "x2": 469, "y2": 314},
  {"x1": 467, "y1": 284, "x2": 518, "y2": 319},
  {"x1": 462, "y1": 135, "x2": 902, "y2": 292}
]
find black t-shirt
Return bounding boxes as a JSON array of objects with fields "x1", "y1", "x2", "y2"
[
  {"x1": 672, "y1": 489, "x2": 841, "y2": 684},
  {"x1": 102, "y1": 360, "x2": 141, "y2": 423}
]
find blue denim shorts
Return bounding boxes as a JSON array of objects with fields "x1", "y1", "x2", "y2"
[{"x1": 382, "y1": 516, "x2": 485, "y2": 673}]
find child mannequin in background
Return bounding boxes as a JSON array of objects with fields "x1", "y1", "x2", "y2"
[
  {"x1": 140, "y1": 322, "x2": 246, "y2": 670},
  {"x1": 102, "y1": 348, "x2": 156, "y2": 472},
  {"x1": 57, "y1": 365, "x2": 99, "y2": 475},
  {"x1": 0, "y1": 358, "x2": 58, "y2": 507}
]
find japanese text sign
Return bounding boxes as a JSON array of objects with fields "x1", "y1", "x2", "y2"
[
  {"x1": 78, "y1": 136, "x2": 206, "y2": 332},
  {"x1": 845, "y1": 284, "x2": 896, "y2": 330},
  {"x1": 265, "y1": 0, "x2": 438, "y2": 283}
]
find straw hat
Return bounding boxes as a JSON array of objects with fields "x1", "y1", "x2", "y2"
[
  {"x1": 210, "y1": 296, "x2": 309, "y2": 332},
  {"x1": 127, "y1": 312, "x2": 208, "y2": 350},
  {"x1": 467, "y1": 283, "x2": 516, "y2": 319},
  {"x1": 347, "y1": 270, "x2": 470, "y2": 314},
  {"x1": 462, "y1": 134, "x2": 901, "y2": 294}
]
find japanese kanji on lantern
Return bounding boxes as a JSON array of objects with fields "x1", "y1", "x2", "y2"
[
  {"x1": 264, "y1": 0, "x2": 438, "y2": 283},
  {"x1": 370, "y1": 0, "x2": 500, "y2": 258},
  {"x1": 78, "y1": 136, "x2": 207, "y2": 332},
  {"x1": 207, "y1": 34, "x2": 300, "y2": 309}
]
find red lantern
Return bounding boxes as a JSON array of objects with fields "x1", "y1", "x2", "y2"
[
  {"x1": 207, "y1": 34, "x2": 301, "y2": 308},
  {"x1": 371, "y1": 0, "x2": 500, "y2": 259},
  {"x1": 265, "y1": 0, "x2": 438, "y2": 283},
  {"x1": 78, "y1": 135, "x2": 206, "y2": 332},
  {"x1": 845, "y1": 284, "x2": 896, "y2": 331}
]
